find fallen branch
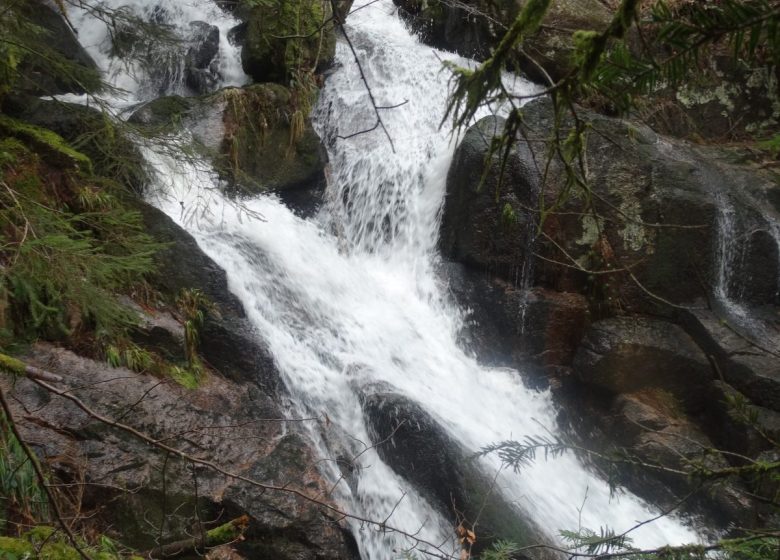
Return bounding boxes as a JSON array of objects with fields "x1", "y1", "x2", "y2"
[
  {"x1": 143, "y1": 515, "x2": 250, "y2": 558},
  {"x1": 0, "y1": 355, "x2": 454, "y2": 557},
  {"x1": 0, "y1": 352, "x2": 65, "y2": 383}
]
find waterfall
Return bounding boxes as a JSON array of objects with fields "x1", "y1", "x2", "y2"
[
  {"x1": 712, "y1": 186, "x2": 780, "y2": 343},
  {"x1": 63, "y1": 0, "x2": 248, "y2": 107},
  {"x1": 66, "y1": 0, "x2": 702, "y2": 556}
]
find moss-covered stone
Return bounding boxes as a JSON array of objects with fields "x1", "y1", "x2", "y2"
[
  {"x1": 3, "y1": 98, "x2": 148, "y2": 194},
  {"x1": 239, "y1": 0, "x2": 337, "y2": 83},
  {"x1": 129, "y1": 85, "x2": 327, "y2": 196},
  {"x1": 0, "y1": 536, "x2": 34, "y2": 556},
  {"x1": 220, "y1": 84, "x2": 325, "y2": 194},
  {"x1": 0, "y1": 115, "x2": 91, "y2": 172},
  {"x1": 126, "y1": 95, "x2": 197, "y2": 128}
]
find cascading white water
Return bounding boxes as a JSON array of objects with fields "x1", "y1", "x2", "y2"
[
  {"x1": 713, "y1": 190, "x2": 780, "y2": 343},
  {"x1": 68, "y1": 0, "x2": 703, "y2": 556},
  {"x1": 64, "y1": 0, "x2": 248, "y2": 108}
]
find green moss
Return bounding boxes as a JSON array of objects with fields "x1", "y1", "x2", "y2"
[
  {"x1": 0, "y1": 527, "x2": 135, "y2": 560},
  {"x1": 204, "y1": 516, "x2": 249, "y2": 546},
  {"x1": 168, "y1": 365, "x2": 201, "y2": 389},
  {"x1": 0, "y1": 352, "x2": 26, "y2": 376},
  {"x1": 0, "y1": 115, "x2": 91, "y2": 171},
  {"x1": 241, "y1": 0, "x2": 335, "y2": 82},
  {"x1": 0, "y1": 536, "x2": 34, "y2": 557}
]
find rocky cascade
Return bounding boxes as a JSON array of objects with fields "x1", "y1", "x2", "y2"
[
  {"x1": 440, "y1": 97, "x2": 780, "y2": 526},
  {"x1": 5, "y1": 0, "x2": 778, "y2": 557},
  {"x1": 0, "y1": 0, "x2": 355, "y2": 557}
]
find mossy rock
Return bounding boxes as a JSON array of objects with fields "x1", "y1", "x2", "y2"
[
  {"x1": 220, "y1": 84, "x2": 326, "y2": 194},
  {"x1": 16, "y1": 1, "x2": 102, "y2": 96},
  {"x1": 4, "y1": 97, "x2": 149, "y2": 194},
  {"x1": 129, "y1": 85, "x2": 327, "y2": 196},
  {"x1": 127, "y1": 95, "x2": 197, "y2": 128},
  {"x1": 239, "y1": 0, "x2": 337, "y2": 83}
]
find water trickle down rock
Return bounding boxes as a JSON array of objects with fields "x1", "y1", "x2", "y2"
[{"x1": 185, "y1": 21, "x2": 222, "y2": 94}]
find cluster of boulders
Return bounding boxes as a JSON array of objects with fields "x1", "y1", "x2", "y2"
[
  {"x1": 439, "y1": 97, "x2": 780, "y2": 527},
  {"x1": 0, "y1": 1, "x2": 361, "y2": 557}
]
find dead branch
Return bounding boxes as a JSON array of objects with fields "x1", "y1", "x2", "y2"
[
  {"x1": 2, "y1": 365, "x2": 455, "y2": 557},
  {"x1": 142, "y1": 515, "x2": 249, "y2": 559},
  {"x1": 0, "y1": 384, "x2": 92, "y2": 560},
  {"x1": 330, "y1": 0, "x2": 402, "y2": 152}
]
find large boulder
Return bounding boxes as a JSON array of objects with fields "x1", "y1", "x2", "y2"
[
  {"x1": 681, "y1": 309, "x2": 780, "y2": 412},
  {"x1": 572, "y1": 317, "x2": 714, "y2": 411},
  {"x1": 442, "y1": 100, "x2": 779, "y2": 315},
  {"x1": 129, "y1": 85, "x2": 327, "y2": 209},
  {"x1": 3, "y1": 344, "x2": 358, "y2": 560},
  {"x1": 238, "y1": 0, "x2": 337, "y2": 83},
  {"x1": 361, "y1": 389, "x2": 553, "y2": 553},
  {"x1": 16, "y1": 1, "x2": 101, "y2": 95}
]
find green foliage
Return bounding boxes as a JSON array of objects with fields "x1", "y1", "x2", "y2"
[
  {"x1": 758, "y1": 133, "x2": 780, "y2": 157},
  {"x1": 560, "y1": 527, "x2": 635, "y2": 555},
  {"x1": 105, "y1": 342, "x2": 154, "y2": 373},
  {"x1": 0, "y1": 116, "x2": 91, "y2": 171},
  {"x1": 479, "y1": 540, "x2": 522, "y2": 560},
  {"x1": 0, "y1": 526, "x2": 136, "y2": 560},
  {"x1": 0, "y1": 8, "x2": 25, "y2": 99},
  {"x1": 0, "y1": 2, "x2": 103, "y2": 98},
  {"x1": 0, "y1": 135, "x2": 158, "y2": 344},
  {"x1": 0, "y1": 412, "x2": 48, "y2": 532},
  {"x1": 723, "y1": 537, "x2": 780, "y2": 560},
  {"x1": 167, "y1": 365, "x2": 200, "y2": 389},
  {"x1": 176, "y1": 288, "x2": 213, "y2": 380}
]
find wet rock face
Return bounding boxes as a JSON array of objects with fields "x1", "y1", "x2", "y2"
[
  {"x1": 185, "y1": 21, "x2": 222, "y2": 94},
  {"x1": 138, "y1": 202, "x2": 280, "y2": 389},
  {"x1": 681, "y1": 309, "x2": 780, "y2": 413},
  {"x1": 725, "y1": 228, "x2": 780, "y2": 307},
  {"x1": 17, "y1": 1, "x2": 101, "y2": 95},
  {"x1": 440, "y1": 116, "x2": 539, "y2": 281},
  {"x1": 3, "y1": 345, "x2": 357, "y2": 560},
  {"x1": 572, "y1": 317, "x2": 714, "y2": 410},
  {"x1": 517, "y1": 288, "x2": 588, "y2": 368},
  {"x1": 602, "y1": 389, "x2": 756, "y2": 526},
  {"x1": 360, "y1": 390, "x2": 552, "y2": 553}
]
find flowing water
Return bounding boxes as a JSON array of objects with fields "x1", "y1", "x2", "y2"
[
  {"x1": 67, "y1": 0, "x2": 703, "y2": 556},
  {"x1": 64, "y1": 0, "x2": 248, "y2": 107}
]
